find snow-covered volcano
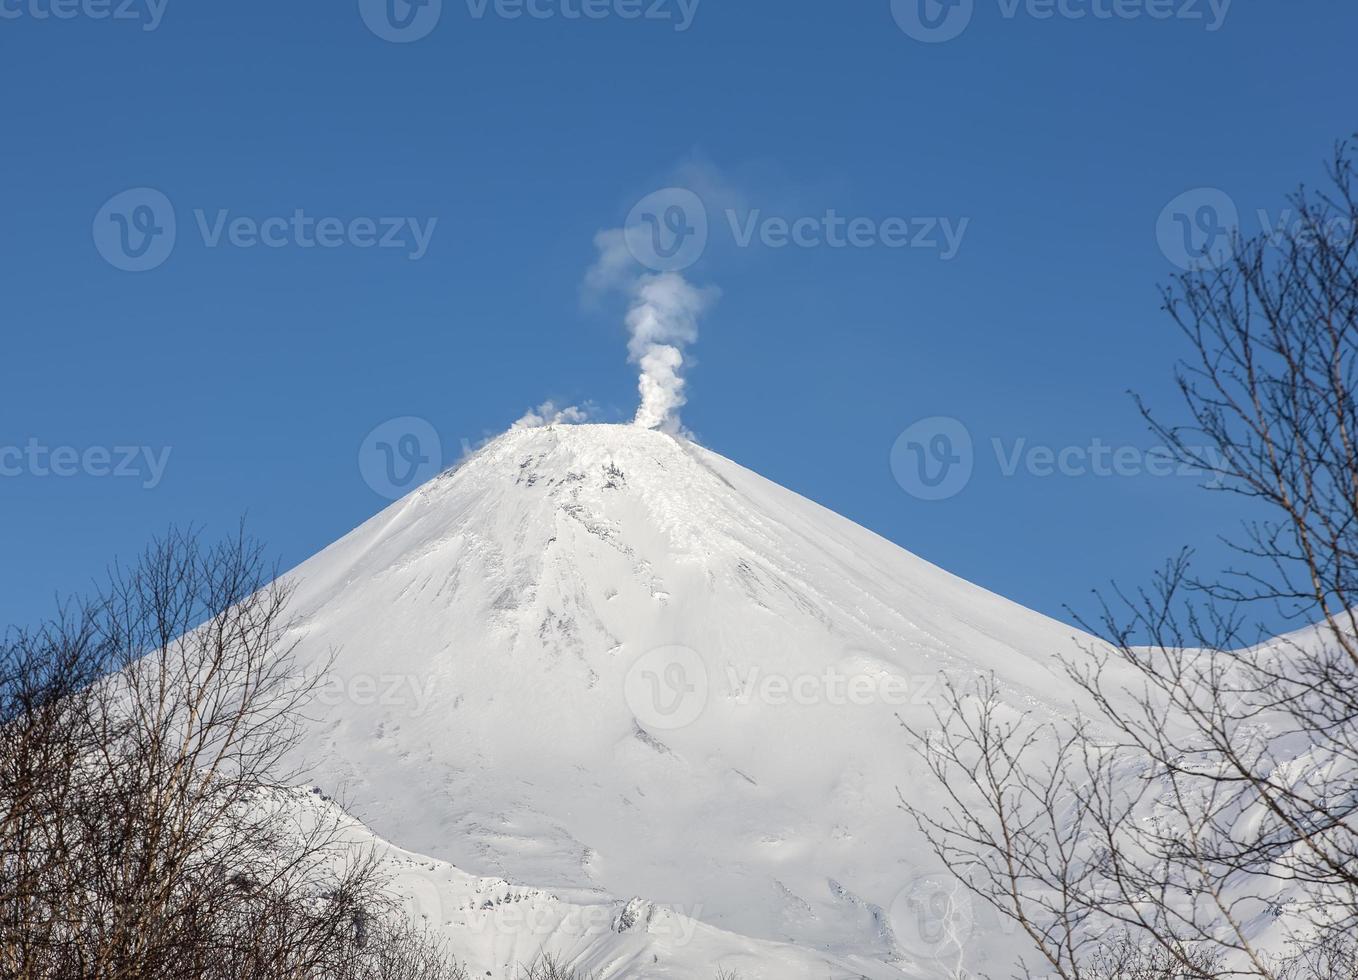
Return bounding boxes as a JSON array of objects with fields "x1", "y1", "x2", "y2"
[{"x1": 284, "y1": 423, "x2": 1090, "y2": 977}]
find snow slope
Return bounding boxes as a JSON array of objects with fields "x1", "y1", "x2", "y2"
[{"x1": 284, "y1": 423, "x2": 1093, "y2": 977}]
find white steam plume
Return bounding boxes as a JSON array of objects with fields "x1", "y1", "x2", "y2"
[
  {"x1": 511, "y1": 400, "x2": 593, "y2": 430},
  {"x1": 626, "y1": 273, "x2": 714, "y2": 431},
  {"x1": 587, "y1": 229, "x2": 718, "y2": 433}
]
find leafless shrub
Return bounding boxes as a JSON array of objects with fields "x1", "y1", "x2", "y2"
[
  {"x1": 0, "y1": 526, "x2": 466, "y2": 980},
  {"x1": 520, "y1": 953, "x2": 598, "y2": 980},
  {"x1": 1270, "y1": 932, "x2": 1358, "y2": 980},
  {"x1": 904, "y1": 141, "x2": 1358, "y2": 979},
  {"x1": 1086, "y1": 933, "x2": 1224, "y2": 979}
]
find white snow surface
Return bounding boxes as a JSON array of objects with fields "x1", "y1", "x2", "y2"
[{"x1": 283, "y1": 423, "x2": 1095, "y2": 977}]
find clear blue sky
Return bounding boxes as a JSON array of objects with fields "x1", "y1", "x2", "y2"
[{"x1": 2, "y1": 0, "x2": 1354, "y2": 633}]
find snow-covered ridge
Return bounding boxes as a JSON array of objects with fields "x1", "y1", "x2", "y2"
[
  {"x1": 277, "y1": 786, "x2": 907, "y2": 979},
  {"x1": 284, "y1": 423, "x2": 1092, "y2": 977}
]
